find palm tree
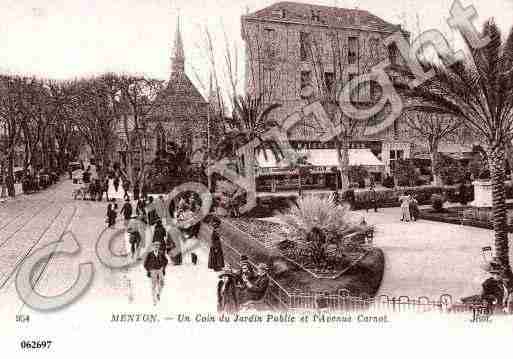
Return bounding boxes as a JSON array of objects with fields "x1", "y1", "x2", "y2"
[
  {"x1": 215, "y1": 94, "x2": 282, "y2": 195},
  {"x1": 395, "y1": 20, "x2": 513, "y2": 278},
  {"x1": 279, "y1": 196, "x2": 367, "y2": 267}
]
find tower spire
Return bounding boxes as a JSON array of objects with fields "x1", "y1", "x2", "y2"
[{"x1": 172, "y1": 14, "x2": 185, "y2": 73}]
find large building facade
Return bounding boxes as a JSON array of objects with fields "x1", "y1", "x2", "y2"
[{"x1": 241, "y1": 1, "x2": 476, "y2": 191}]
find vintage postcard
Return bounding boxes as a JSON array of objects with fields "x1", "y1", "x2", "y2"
[{"x1": 1, "y1": 0, "x2": 512, "y2": 356}]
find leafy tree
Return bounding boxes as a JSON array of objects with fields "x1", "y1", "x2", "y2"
[
  {"x1": 403, "y1": 111, "x2": 464, "y2": 185},
  {"x1": 394, "y1": 159, "x2": 418, "y2": 187},
  {"x1": 395, "y1": 20, "x2": 513, "y2": 278},
  {"x1": 434, "y1": 154, "x2": 465, "y2": 185}
]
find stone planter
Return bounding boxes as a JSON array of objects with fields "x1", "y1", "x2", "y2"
[{"x1": 470, "y1": 180, "x2": 492, "y2": 208}]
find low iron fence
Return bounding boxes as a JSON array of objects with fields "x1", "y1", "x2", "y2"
[{"x1": 265, "y1": 285, "x2": 495, "y2": 315}]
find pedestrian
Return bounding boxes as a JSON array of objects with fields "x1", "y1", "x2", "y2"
[
  {"x1": 367, "y1": 184, "x2": 378, "y2": 212},
  {"x1": 133, "y1": 181, "x2": 140, "y2": 201},
  {"x1": 143, "y1": 242, "x2": 168, "y2": 306},
  {"x1": 95, "y1": 179, "x2": 103, "y2": 201},
  {"x1": 217, "y1": 266, "x2": 239, "y2": 313},
  {"x1": 156, "y1": 195, "x2": 166, "y2": 224},
  {"x1": 113, "y1": 176, "x2": 120, "y2": 193},
  {"x1": 106, "y1": 203, "x2": 117, "y2": 228},
  {"x1": 238, "y1": 263, "x2": 270, "y2": 309},
  {"x1": 147, "y1": 196, "x2": 159, "y2": 226},
  {"x1": 181, "y1": 210, "x2": 200, "y2": 265},
  {"x1": 344, "y1": 189, "x2": 356, "y2": 210},
  {"x1": 120, "y1": 198, "x2": 133, "y2": 226},
  {"x1": 82, "y1": 167, "x2": 91, "y2": 184},
  {"x1": 102, "y1": 178, "x2": 109, "y2": 202},
  {"x1": 409, "y1": 194, "x2": 419, "y2": 221},
  {"x1": 208, "y1": 217, "x2": 225, "y2": 272},
  {"x1": 122, "y1": 179, "x2": 131, "y2": 201},
  {"x1": 480, "y1": 259, "x2": 509, "y2": 312},
  {"x1": 141, "y1": 182, "x2": 148, "y2": 201},
  {"x1": 152, "y1": 220, "x2": 167, "y2": 249},
  {"x1": 136, "y1": 198, "x2": 146, "y2": 218},
  {"x1": 398, "y1": 192, "x2": 411, "y2": 222},
  {"x1": 127, "y1": 226, "x2": 142, "y2": 260}
]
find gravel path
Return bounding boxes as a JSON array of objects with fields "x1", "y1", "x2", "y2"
[
  {"x1": 358, "y1": 207, "x2": 513, "y2": 301},
  {"x1": 0, "y1": 179, "x2": 218, "y2": 321}
]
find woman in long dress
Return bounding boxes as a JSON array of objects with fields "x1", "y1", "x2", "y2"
[
  {"x1": 398, "y1": 193, "x2": 411, "y2": 222},
  {"x1": 208, "y1": 217, "x2": 224, "y2": 271}
]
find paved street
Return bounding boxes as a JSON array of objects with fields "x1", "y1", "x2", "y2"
[
  {"x1": 0, "y1": 179, "x2": 218, "y2": 323},
  {"x1": 1, "y1": 179, "x2": 513, "y2": 321}
]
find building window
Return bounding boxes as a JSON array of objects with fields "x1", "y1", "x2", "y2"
[
  {"x1": 300, "y1": 71, "x2": 311, "y2": 89},
  {"x1": 324, "y1": 72, "x2": 334, "y2": 94},
  {"x1": 311, "y1": 10, "x2": 321, "y2": 22},
  {"x1": 263, "y1": 28, "x2": 277, "y2": 59},
  {"x1": 348, "y1": 36, "x2": 358, "y2": 64},
  {"x1": 370, "y1": 38, "x2": 380, "y2": 60},
  {"x1": 370, "y1": 80, "x2": 380, "y2": 101},
  {"x1": 300, "y1": 32, "x2": 310, "y2": 61},
  {"x1": 389, "y1": 149, "x2": 404, "y2": 173},
  {"x1": 388, "y1": 43, "x2": 399, "y2": 65},
  {"x1": 271, "y1": 9, "x2": 286, "y2": 18}
]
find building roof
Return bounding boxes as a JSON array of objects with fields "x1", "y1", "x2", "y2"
[
  {"x1": 153, "y1": 15, "x2": 208, "y2": 121},
  {"x1": 244, "y1": 1, "x2": 401, "y2": 33},
  {"x1": 156, "y1": 73, "x2": 208, "y2": 108}
]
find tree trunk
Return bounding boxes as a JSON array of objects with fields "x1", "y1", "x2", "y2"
[
  {"x1": 488, "y1": 144, "x2": 512, "y2": 279},
  {"x1": 297, "y1": 169, "x2": 303, "y2": 198},
  {"x1": 0, "y1": 158, "x2": 6, "y2": 199},
  {"x1": 337, "y1": 138, "x2": 350, "y2": 192},
  {"x1": 240, "y1": 146, "x2": 257, "y2": 199},
  {"x1": 7, "y1": 151, "x2": 15, "y2": 197},
  {"x1": 429, "y1": 140, "x2": 442, "y2": 186}
]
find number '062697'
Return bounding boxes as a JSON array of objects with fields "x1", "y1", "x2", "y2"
[{"x1": 20, "y1": 340, "x2": 52, "y2": 350}]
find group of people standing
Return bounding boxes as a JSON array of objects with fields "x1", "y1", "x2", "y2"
[{"x1": 398, "y1": 192, "x2": 420, "y2": 222}]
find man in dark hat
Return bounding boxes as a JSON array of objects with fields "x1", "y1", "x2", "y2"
[
  {"x1": 144, "y1": 242, "x2": 168, "y2": 306},
  {"x1": 120, "y1": 197, "x2": 133, "y2": 226},
  {"x1": 217, "y1": 265, "x2": 239, "y2": 313},
  {"x1": 239, "y1": 263, "x2": 270, "y2": 309},
  {"x1": 235, "y1": 254, "x2": 255, "y2": 290}
]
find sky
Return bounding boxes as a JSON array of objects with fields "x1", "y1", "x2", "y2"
[{"x1": 0, "y1": 0, "x2": 512, "y2": 98}]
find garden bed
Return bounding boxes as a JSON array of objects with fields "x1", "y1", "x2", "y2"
[{"x1": 219, "y1": 217, "x2": 384, "y2": 296}]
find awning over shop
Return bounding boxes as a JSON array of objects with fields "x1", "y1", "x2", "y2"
[
  {"x1": 306, "y1": 149, "x2": 384, "y2": 168},
  {"x1": 256, "y1": 148, "x2": 384, "y2": 175}
]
